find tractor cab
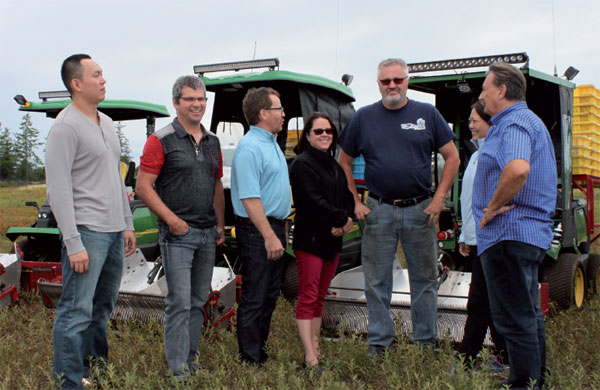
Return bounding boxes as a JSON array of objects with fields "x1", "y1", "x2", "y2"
[
  {"x1": 195, "y1": 58, "x2": 362, "y2": 290},
  {"x1": 197, "y1": 58, "x2": 356, "y2": 160}
]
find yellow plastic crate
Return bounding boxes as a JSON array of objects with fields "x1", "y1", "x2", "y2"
[
  {"x1": 574, "y1": 166, "x2": 594, "y2": 176},
  {"x1": 573, "y1": 146, "x2": 593, "y2": 158},
  {"x1": 577, "y1": 133, "x2": 600, "y2": 152},
  {"x1": 573, "y1": 104, "x2": 600, "y2": 116},
  {"x1": 573, "y1": 135, "x2": 591, "y2": 147},
  {"x1": 574, "y1": 112, "x2": 600, "y2": 124},
  {"x1": 573, "y1": 155, "x2": 592, "y2": 166},
  {"x1": 592, "y1": 156, "x2": 600, "y2": 177},
  {"x1": 573, "y1": 122, "x2": 600, "y2": 133},
  {"x1": 575, "y1": 95, "x2": 600, "y2": 106},
  {"x1": 575, "y1": 85, "x2": 600, "y2": 98}
]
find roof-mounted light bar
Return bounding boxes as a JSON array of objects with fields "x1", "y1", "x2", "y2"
[
  {"x1": 193, "y1": 58, "x2": 279, "y2": 76},
  {"x1": 407, "y1": 52, "x2": 529, "y2": 74},
  {"x1": 39, "y1": 90, "x2": 71, "y2": 101}
]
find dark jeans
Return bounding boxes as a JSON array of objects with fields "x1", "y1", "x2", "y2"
[
  {"x1": 481, "y1": 241, "x2": 546, "y2": 389},
  {"x1": 235, "y1": 216, "x2": 286, "y2": 365},
  {"x1": 458, "y1": 245, "x2": 507, "y2": 365}
]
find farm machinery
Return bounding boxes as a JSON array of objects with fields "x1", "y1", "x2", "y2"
[
  {"x1": 1, "y1": 60, "x2": 363, "y2": 326},
  {"x1": 4, "y1": 54, "x2": 592, "y2": 345},
  {"x1": 321, "y1": 52, "x2": 598, "y2": 342}
]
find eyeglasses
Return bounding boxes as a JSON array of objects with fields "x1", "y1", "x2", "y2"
[
  {"x1": 378, "y1": 77, "x2": 408, "y2": 86},
  {"x1": 265, "y1": 106, "x2": 284, "y2": 112},
  {"x1": 180, "y1": 97, "x2": 208, "y2": 103},
  {"x1": 311, "y1": 128, "x2": 333, "y2": 135}
]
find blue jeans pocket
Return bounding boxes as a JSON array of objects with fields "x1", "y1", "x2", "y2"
[
  {"x1": 168, "y1": 227, "x2": 191, "y2": 240},
  {"x1": 365, "y1": 197, "x2": 380, "y2": 225}
]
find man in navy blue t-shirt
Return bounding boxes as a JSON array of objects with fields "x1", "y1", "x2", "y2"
[{"x1": 338, "y1": 58, "x2": 459, "y2": 354}]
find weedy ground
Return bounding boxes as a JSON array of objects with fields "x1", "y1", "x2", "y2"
[
  {"x1": 1, "y1": 292, "x2": 600, "y2": 389},
  {"x1": 1, "y1": 185, "x2": 600, "y2": 389}
]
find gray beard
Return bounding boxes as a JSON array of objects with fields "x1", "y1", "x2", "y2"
[{"x1": 383, "y1": 93, "x2": 406, "y2": 106}]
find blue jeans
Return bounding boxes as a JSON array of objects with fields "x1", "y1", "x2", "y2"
[
  {"x1": 53, "y1": 226, "x2": 124, "y2": 390},
  {"x1": 235, "y1": 216, "x2": 286, "y2": 365},
  {"x1": 362, "y1": 196, "x2": 438, "y2": 346},
  {"x1": 481, "y1": 241, "x2": 546, "y2": 389},
  {"x1": 158, "y1": 223, "x2": 216, "y2": 377}
]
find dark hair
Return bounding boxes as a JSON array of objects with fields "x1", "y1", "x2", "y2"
[
  {"x1": 242, "y1": 87, "x2": 280, "y2": 126},
  {"x1": 294, "y1": 112, "x2": 338, "y2": 157},
  {"x1": 471, "y1": 100, "x2": 491, "y2": 123},
  {"x1": 488, "y1": 62, "x2": 527, "y2": 101},
  {"x1": 172, "y1": 75, "x2": 206, "y2": 103},
  {"x1": 61, "y1": 54, "x2": 92, "y2": 94}
]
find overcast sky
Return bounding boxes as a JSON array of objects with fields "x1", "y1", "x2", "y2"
[{"x1": 1, "y1": 0, "x2": 598, "y2": 162}]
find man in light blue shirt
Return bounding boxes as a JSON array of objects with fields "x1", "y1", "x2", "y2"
[
  {"x1": 473, "y1": 62, "x2": 557, "y2": 390},
  {"x1": 231, "y1": 87, "x2": 291, "y2": 365}
]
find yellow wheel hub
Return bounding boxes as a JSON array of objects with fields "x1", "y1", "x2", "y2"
[{"x1": 575, "y1": 266, "x2": 585, "y2": 308}]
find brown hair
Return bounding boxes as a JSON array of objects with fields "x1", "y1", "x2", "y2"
[
  {"x1": 242, "y1": 87, "x2": 280, "y2": 126},
  {"x1": 471, "y1": 100, "x2": 491, "y2": 123},
  {"x1": 488, "y1": 62, "x2": 527, "y2": 101},
  {"x1": 294, "y1": 112, "x2": 338, "y2": 157}
]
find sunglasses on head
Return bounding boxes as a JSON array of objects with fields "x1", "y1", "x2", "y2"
[
  {"x1": 378, "y1": 77, "x2": 408, "y2": 86},
  {"x1": 311, "y1": 128, "x2": 333, "y2": 135}
]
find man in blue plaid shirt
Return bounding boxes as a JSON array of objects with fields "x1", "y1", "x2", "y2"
[{"x1": 473, "y1": 62, "x2": 557, "y2": 390}]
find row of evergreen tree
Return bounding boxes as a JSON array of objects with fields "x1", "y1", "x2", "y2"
[
  {"x1": 0, "y1": 114, "x2": 133, "y2": 183},
  {"x1": 0, "y1": 114, "x2": 44, "y2": 182}
]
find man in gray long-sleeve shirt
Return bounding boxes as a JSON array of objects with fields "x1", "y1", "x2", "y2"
[{"x1": 46, "y1": 53, "x2": 136, "y2": 390}]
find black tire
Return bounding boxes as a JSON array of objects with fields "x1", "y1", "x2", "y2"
[
  {"x1": 542, "y1": 253, "x2": 586, "y2": 310},
  {"x1": 281, "y1": 256, "x2": 298, "y2": 301},
  {"x1": 586, "y1": 253, "x2": 600, "y2": 298}
]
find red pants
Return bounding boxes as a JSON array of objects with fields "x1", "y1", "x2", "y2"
[{"x1": 295, "y1": 250, "x2": 339, "y2": 319}]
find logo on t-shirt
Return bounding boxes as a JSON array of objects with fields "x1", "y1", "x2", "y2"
[{"x1": 401, "y1": 118, "x2": 427, "y2": 131}]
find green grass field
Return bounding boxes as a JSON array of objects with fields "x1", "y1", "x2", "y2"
[
  {"x1": 1, "y1": 184, "x2": 600, "y2": 389},
  {"x1": 0, "y1": 184, "x2": 46, "y2": 253}
]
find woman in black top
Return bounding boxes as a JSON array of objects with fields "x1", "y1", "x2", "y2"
[{"x1": 290, "y1": 112, "x2": 355, "y2": 369}]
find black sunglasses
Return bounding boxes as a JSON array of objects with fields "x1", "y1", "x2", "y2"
[
  {"x1": 378, "y1": 77, "x2": 408, "y2": 86},
  {"x1": 311, "y1": 128, "x2": 333, "y2": 135}
]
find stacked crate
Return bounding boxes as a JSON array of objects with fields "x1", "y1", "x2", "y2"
[{"x1": 573, "y1": 85, "x2": 600, "y2": 177}]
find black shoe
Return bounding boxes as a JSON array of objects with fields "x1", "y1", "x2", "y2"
[
  {"x1": 500, "y1": 380, "x2": 540, "y2": 390},
  {"x1": 303, "y1": 358, "x2": 324, "y2": 379},
  {"x1": 369, "y1": 344, "x2": 386, "y2": 358},
  {"x1": 369, "y1": 343, "x2": 396, "y2": 358}
]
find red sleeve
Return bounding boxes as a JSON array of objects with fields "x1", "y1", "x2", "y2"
[
  {"x1": 216, "y1": 150, "x2": 223, "y2": 179},
  {"x1": 139, "y1": 135, "x2": 164, "y2": 175}
]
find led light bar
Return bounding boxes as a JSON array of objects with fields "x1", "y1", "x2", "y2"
[
  {"x1": 407, "y1": 52, "x2": 529, "y2": 74},
  {"x1": 193, "y1": 58, "x2": 279, "y2": 76},
  {"x1": 39, "y1": 90, "x2": 71, "y2": 101}
]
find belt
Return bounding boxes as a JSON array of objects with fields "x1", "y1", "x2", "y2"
[
  {"x1": 369, "y1": 192, "x2": 432, "y2": 208},
  {"x1": 235, "y1": 216, "x2": 287, "y2": 226}
]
